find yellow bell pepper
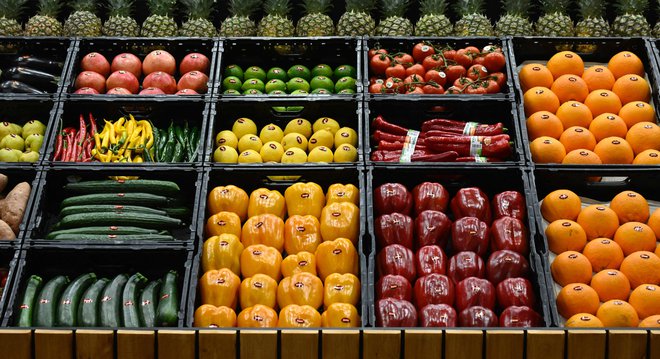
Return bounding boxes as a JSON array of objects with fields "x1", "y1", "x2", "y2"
[
  {"x1": 239, "y1": 274, "x2": 278, "y2": 310},
  {"x1": 281, "y1": 251, "x2": 317, "y2": 278},
  {"x1": 321, "y1": 303, "x2": 360, "y2": 328},
  {"x1": 326, "y1": 183, "x2": 360, "y2": 205},
  {"x1": 320, "y1": 202, "x2": 360, "y2": 244},
  {"x1": 278, "y1": 304, "x2": 322, "y2": 328},
  {"x1": 194, "y1": 305, "x2": 237, "y2": 328},
  {"x1": 202, "y1": 234, "x2": 244, "y2": 275},
  {"x1": 315, "y1": 238, "x2": 359, "y2": 281},
  {"x1": 207, "y1": 185, "x2": 249, "y2": 222},
  {"x1": 241, "y1": 214, "x2": 284, "y2": 252},
  {"x1": 199, "y1": 268, "x2": 241, "y2": 308},
  {"x1": 284, "y1": 182, "x2": 325, "y2": 218},
  {"x1": 237, "y1": 305, "x2": 279, "y2": 328},
  {"x1": 277, "y1": 272, "x2": 323, "y2": 309},
  {"x1": 240, "y1": 244, "x2": 283, "y2": 282},
  {"x1": 248, "y1": 188, "x2": 286, "y2": 219},
  {"x1": 284, "y1": 215, "x2": 321, "y2": 254},
  {"x1": 205, "y1": 211, "x2": 242, "y2": 238},
  {"x1": 323, "y1": 273, "x2": 361, "y2": 309}
]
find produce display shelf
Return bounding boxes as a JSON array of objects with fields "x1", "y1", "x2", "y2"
[
  {"x1": 0, "y1": 168, "x2": 42, "y2": 248},
  {"x1": 0, "y1": 247, "x2": 20, "y2": 322}
]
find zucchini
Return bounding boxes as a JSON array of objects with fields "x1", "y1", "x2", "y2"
[
  {"x1": 47, "y1": 226, "x2": 165, "y2": 239},
  {"x1": 78, "y1": 278, "x2": 110, "y2": 327},
  {"x1": 50, "y1": 234, "x2": 175, "y2": 241},
  {"x1": 0, "y1": 80, "x2": 47, "y2": 94},
  {"x1": 34, "y1": 275, "x2": 69, "y2": 327},
  {"x1": 100, "y1": 274, "x2": 128, "y2": 327},
  {"x1": 64, "y1": 180, "x2": 180, "y2": 196},
  {"x1": 139, "y1": 279, "x2": 161, "y2": 327},
  {"x1": 16, "y1": 275, "x2": 43, "y2": 327},
  {"x1": 163, "y1": 207, "x2": 191, "y2": 220},
  {"x1": 156, "y1": 270, "x2": 179, "y2": 327},
  {"x1": 58, "y1": 212, "x2": 182, "y2": 230},
  {"x1": 59, "y1": 205, "x2": 168, "y2": 218},
  {"x1": 61, "y1": 192, "x2": 175, "y2": 208},
  {"x1": 122, "y1": 273, "x2": 148, "y2": 327},
  {"x1": 56, "y1": 273, "x2": 96, "y2": 327}
]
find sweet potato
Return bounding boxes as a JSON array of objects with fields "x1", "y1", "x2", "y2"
[
  {"x1": 0, "y1": 174, "x2": 7, "y2": 193},
  {"x1": 1, "y1": 182, "x2": 30, "y2": 234},
  {"x1": 0, "y1": 219, "x2": 16, "y2": 240}
]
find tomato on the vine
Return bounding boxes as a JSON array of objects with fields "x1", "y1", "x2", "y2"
[
  {"x1": 369, "y1": 48, "x2": 388, "y2": 58},
  {"x1": 454, "y1": 49, "x2": 473, "y2": 68},
  {"x1": 472, "y1": 56, "x2": 486, "y2": 66},
  {"x1": 370, "y1": 54, "x2": 391, "y2": 75},
  {"x1": 384, "y1": 76, "x2": 405, "y2": 93},
  {"x1": 465, "y1": 83, "x2": 487, "y2": 95},
  {"x1": 454, "y1": 77, "x2": 473, "y2": 90},
  {"x1": 385, "y1": 63, "x2": 406, "y2": 79},
  {"x1": 464, "y1": 46, "x2": 481, "y2": 58},
  {"x1": 490, "y1": 72, "x2": 506, "y2": 88},
  {"x1": 445, "y1": 65, "x2": 467, "y2": 83},
  {"x1": 483, "y1": 52, "x2": 506, "y2": 73},
  {"x1": 422, "y1": 83, "x2": 445, "y2": 94},
  {"x1": 482, "y1": 45, "x2": 502, "y2": 54},
  {"x1": 412, "y1": 43, "x2": 436, "y2": 63},
  {"x1": 467, "y1": 64, "x2": 489, "y2": 81},
  {"x1": 405, "y1": 63, "x2": 426, "y2": 77},
  {"x1": 422, "y1": 54, "x2": 445, "y2": 71},
  {"x1": 483, "y1": 79, "x2": 501, "y2": 94},
  {"x1": 393, "y1": 53, "x2": 414, "y2": 68},
  {"x1": 424, "y1": 70, "x2": 447, "y2": 87},
  {"x1": 446, "y1": 86, "x2": 463, "y2": 94},
  {"x1": 369, "y1": 82, "x2": 384, "y2": 94},
  {"x1": 405, "y1": 86, "x2": 425, "y2": 94},
  {"x1": 403, "y1": 74, "x2": 424, "y2": 88}
]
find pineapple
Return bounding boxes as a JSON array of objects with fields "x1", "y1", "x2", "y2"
[
  {"x1": 63, "y1": 0, "x2": 102, "y2": 37},
  {"x1": 25, "y1": 0, "x2": 63, "y2": 36},
  {"x1": 535, "y1": 0, "x2": 574, "y2": 36},
  {"x1": 140, "y1": 0, "x2": 178, "y2": 37},
  {"x1": 219, "y1": 0, "x2": 261, "y2": 36},
  {"x1": 654, "y1": 0, "x2": 660, "y2": 37},
  {"x1": 257, "y1": 0, "x2": 294, "y2": 37},
  {"x1": 336, "y1": 0, "x2": 376, "y2": 36},
  {"x1": 453, "y1": 0, "x2": 494, "y2": 36},
  {"x1": 296, "y1": 0, "x2": 335, "y2": 36},
  {"x1": 575, "y1": 0, "x2": 609, "y2": 37},
  {"x1": 375, "y1": 0, "x2": 413, "y2": 36},
  {"x1": 415, "y1": 0, "x2": 452, "y2": 36},
  {"x1": 0, "y1": 0, "x2": 27, "y2": 36},
  {"x1": 103, "y1": 0, "x2": 140, "y2": 36},
  {"x1": 611, "y1": 0, "x2": 651, "y2": 36},
  {"x1": 179, "y1": 0, "x2": 216, "y2": 37},
  {"x1": 495, "y1": 0, "x2": 534, "y2": 36}
]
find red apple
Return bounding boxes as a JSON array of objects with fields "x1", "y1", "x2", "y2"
[
  {"x1": 106, "y1": 87, "x2": 132, "y2": 95},
  {"x1": 180, "y1": 52, "x2": 210, "y2": 75},
  {"x1": 143, "y1": 50, "x2": 176, "y2": 76},
  {"x1": 177, "y1": 71, "x2": 209, "y2": 93},
  {"x1": 80, "y1": 52, "x2": 110, "y2": 77},
  {"x1": 175, "y1": 89, "x2": 198, "y2": 95},
  {"x1": 73, "y1": 87, "x2": 99, "y2": 95},
  {"x1": 143, "y1": 71, "x2": 177, "y2": 94},
  {"x1": 111, "y1": 53, "x2": 142, "y2": 78},
  {"x1": 106, "y1": 70, "x2": 139, "y2": 94},
  {"x1": 74, "y1": 71, "x2": 106, "y2": 93},
  {"x1": 139, "y1": 87, "x2": 166, "y2": 95}
]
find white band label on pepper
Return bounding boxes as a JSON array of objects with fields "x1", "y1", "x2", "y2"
[
  {"x1": 399, "y1": 129, "x2": 420, "y2": 163},
  {"x1": 470, "y1": 136, "x2": 486, "y2": 157},
  {"x1": 462, "y1": 122, "x2": 479, "y2": 136}
]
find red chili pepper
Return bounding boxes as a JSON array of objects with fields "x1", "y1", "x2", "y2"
[
  {"x1": 88, "y1": 113, "x2": 97, "y2": 135},
  {"x1": 64, "y1": 131, "x2": 75, "y2": 162},
  {"x1": 374, "y1": 131, "x2": 428, "y2": 146},
  {"x1": 455, "y1": 156, "x2": 502, "y2": 162},
  {"x1": 377, "y1": 140, "x2": 428, "y2": 152},
  {"x1": 371, "y1": 150, "x2": 429, "y2": 162},
  {"x1": 422, "y1": 119, "x2": 505, "y2": 136},
  {"x1": 425, "y1": 135, "x2": 512, "y2": 158},
  {"x1": 412, "y1": 152, "x2": 459, "y2": 162},
  {"x1": 421, "y1": 130, "x2": 463, "y2": 138},
  {"x1": 371, "y1": 150, "x2": 458, "y2": 162},
  {"x1": 84, "y1": 138, "x2": 93, "y2": 162},
  {"x1": 372, "y1": 115, "x2": 410, "y2": 136},
  {"x1": 53, "y1": 131, "x2": 63, "y2": 161}
]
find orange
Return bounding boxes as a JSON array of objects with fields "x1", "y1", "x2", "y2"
[
  {"x1": 556, "y1": 284, "x2": 600, "y2": 318},
  {"x1": 593, "y1": 137, "x2": 634, "y2": 164},
  {"x1": 589, "y1": 113, "x2": 628, "y2": 142},
  {"x1": 524, "y1": 87, "x2": 560, "y2": 116},
  {"x1": 541, "y1": 189, "x2": 582, "y2": 222},
  {"x1": 526, "y1": 111, "x2": 564, "y2": 140},
  {"x1": 590, "y1": 269, "x2": 631, "y2": 302},
  {"x1": 639, "y1": 315, "x2": 660, "y2": 327},
  {"x1": 608, "y1": 51, "x2": 645, "y2": 79},
  {"x1": 612, "y1": 74, "x2": 651, "y2": 104},
  {"x1": 562, "y1": 149, "x2": 602, "y2": 165},
  {"x1": 633, "y1": 149, "x2": 660, "y2": 164},
  {"x1": 530, "y1": 136, "x2": 566, "y2": 163},
  {"x1": 582, "y1": 65, "x2": 615, "y2": 91},
  {"x1": 584, "y1": 90, "x2": 622, "y2": 117},
  {"x1": 626, "y1": 122, "x2": 660, "y2": 156},
  {"x1": 551, "y1": 251, "x2": 593, "y2": 287},
  {"x1": 547, "y1": 51, "x2": 585, "y2": 79},
  {"x1": 565, "y1": 313, "x2": 604, "y2": 327},
  {"x1": 629, "y1": 284, "x2": 660, "y2": 319},
  {"x1": 519, "y1": 63, "x2": 554, "y2": 92},
  {"x1": 657, "y1": 244, "x2": 660, "y2": 257},
  {"x1": 583, "y1": 238, "x2": 625, "y2": 271},
  {"x1": 577, "y1": 204, "x2": 620, "y2": 240},
  {"x1": 555, "y1": 101, "x2": 593, "y2": 129},
  {"x1": 551, "y1": 74, "x2": 590, "y2": 103},
  {"x1": 559, "y1": 126, "x2": 597, "y2": 152},
  {"x1": 618, "y1": 101, "x2": 656, "y2": 129},
  {"x1": 546, "y1": 220, "x2": 588, "y2": 253},
  {"x1": 647, "y1": 208, "x2": 660, "y2": 239},
  {"x1": 620, "y1": 251, "x2": 660, "y2": 288},
  {"x1": 596, "y1": 300, "x2": 639, "y2": 327},
  {"x1": 614, "y1": 222, "x2": 657, "y2": 256},
  {"x1": 610, "y1": 191, "x2": 650, "y2": 224}
]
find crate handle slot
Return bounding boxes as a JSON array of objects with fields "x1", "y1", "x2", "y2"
[{"x1": 270, "y1": 106, "x2": 305, "y2": 117}]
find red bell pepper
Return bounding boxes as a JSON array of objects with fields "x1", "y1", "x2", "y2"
[
  {"x1": 492, "y1": 191, "x2": 526, "y2": 221},
  {"x1": 486, "y1": 250, "x2": 530, "y2": 285},
  {"x1": 455, "y1": 277, "x2": 496, "y2": 312},
  {"x1": 372, "y1": 115, "x2": 410, "y2": 136},
  {"x1": 376, "y1": 274, "x2": 412, "y2": 301},
  {"x1": 377, "y1": 244, "x2": 416, "y2": 283},
  {"x1": 374, "y1": 183, "x2": 412, "y2": 216},
  {"x1": 451, "y1": 187, "x2": 492, "y2": 224},
  {"x1": 448, "y1": 251, "x2": 485, "y2": 284},
  {"x1": 413, "y1": 273, "x2": 455, "y2": 309},
  {"x1": 451, "y1": 217, "x2": 490, "y2": 257},
  {"x1": 490, "y1": 216, "x2": 529, "y2": 255},
  {"x1": 415, "y1": 245, "x2": 447, "y2": 276},
  {"x1": 419, "y1": 304, "x2": 457, "y2": 327},
  {"x1": 415, "y1": 210, "x2": 452, "y2": 248},
  {"x1": 375, "y1": 213, "x2": 414, "y2": 249},
  {"x1": 459, "y1": 306, "x2": 498, "y2": 327},
  {"x1": 376, "y1": 298, "x2": 418, "y2": 327},
  {"x1": 413, "y1": 182, "x2": 450, "y2": 215},
  {"x1": 496, "y1": 277, "x2": 536, "y2": 309},
  {"x1": 499, "y1": 306, "x2": 543, "y2": 327},
  {"x1": 425, "y1": 134, "x2": 512, "y2": 159}
]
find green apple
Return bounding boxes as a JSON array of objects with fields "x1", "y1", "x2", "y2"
[
  {"x1": 310, "y1": 76, "x2": 335, "y2": 92},
  {"x1": 334, "y1": 77, "x2": 357, "y2": 93},
  {"x1": 334, "y1": 65, "x2": 357, "y2": 81},
  {"x1": 213, "y1": 145, "x2": 239, "y2": 163},
  {"x1": 338, "y1": 88, "x2": 356, "y2": 95},
  {"x1": 267, "y1": 67, "x2": 288, "y2": 81},
  {"x1": 243, "y1": 89, "x2": 263, "y2": 95},
  {"x1": 22, "y1": 120, "x2": 46, "y2": 138},
  {"x1": 287, "y1": 65, "x2": 311, "y2": 82},
  {"x1": 311, "y1": 88, "x2": 332, "y2": 95},
  {"x1": 268, "y1": 90, "x2": 286, "y2": 95},
  {"x1": 0, "y1": 134, "x2": 25, "y2": 150},
  {"x1": 289, "y1": 89, "x2": 309, "y2": 95},
  {"x1": 312, "y1": 64, "x2": 334, "y2": 78},
  {"x1": 244, "y1": 66, "x2": 267, "y2": 82},
  {"x1": 0, "y1": 122, "x2": 21, "y2": 139},
  {"x1": 19, "y1": 150, "x2": 39, "y2": 162},
  {"x1": 241, "y1": 78, "x2": 265, "y2": 92},
  {"x1": 223, "y1": 89, "x2": 241, "y2": 95},
  {"x1": 286, "y1": 77, "x2": 310, "y2": 93},
  {"x1": 224, "y1": 64, "x2": 244, "y2": 79},
  {"x1": 265, "y1": 79, "x2": 286, "y2": 94},
  {"x1": 24, "y1": 133, "x2": 44, "y2": 152},
  {"x1": 0, "y1": 147, "x2": 19, "y2": 162},
  {"x1": 222, "y1": 76, "x2": 242, "y2": 91}
]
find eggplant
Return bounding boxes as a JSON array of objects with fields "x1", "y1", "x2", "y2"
[
  {"x1": 2, "y1": 67, "x2": 59, "y2": 91},
  {"x1": 13, "y1": 55, "x2": 63, "y2": 74},
  {"x1": 0, "y1": 80, "x2": 47, "y2": 94}
]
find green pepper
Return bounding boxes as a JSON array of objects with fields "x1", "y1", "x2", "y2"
[
  {"x1": 157, "y1": 128, "x2": 168, "y2": 161},
  {"x1": 188, "y1": 126, "x2": 200, "y2": 162},
  {"x1": 172, "y1": 140, "x2": 185, "y2": 162},
  {"x1": 161, "y1": 142, "x2": 175, "y2": 162},
  {"x1": 174, "y1": 125, "x2": 186, "y2": 147},
  {"x1": 182, "y1": 122, "x2": 191, "y2": 161}
]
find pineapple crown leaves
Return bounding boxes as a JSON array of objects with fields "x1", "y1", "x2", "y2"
[
  {"x1": 615, "y1": 0, "x2": 648, "y2": 14},
  {"x1": 146, "y1": 0, "x2": 177, "y2": 16},
  {"x1": 228, "y1": 0, "x2": 262, "y2": 17},
  {"x1": 0, "y1": 0, "x2": 28, "y2": 19},
  {"x1": 454, "y1": 0, "x2": 486, "y2": 16},
  {"x1": 263, "y1": 0, "x2": 291, "y2": 16},
  {"x1": 69, "y1": 0, "x2": 96, "y2": 13},
  {"x1": 300, "y1": 0, "x2": 332, "y2": 15},
  {"x1": 539, "y1": 0, "x2": 571, "y2": 14},
  {"x1": 380, "y1": 0, "x2": 410, "y2": 18},
  {"x1": 502, "y1": 0, "x2": 532, "y2": 16},
  {"x1": 106, "y1": 0, "x2": 135, "y2": 17},
  {"x1": 577, "y1": 0, "x2": 606, "y2": 19},
  {"x1": 36, "y1": 0, "x2": 62, "y2": 17},
  {"x1": 345, "y1": 0, "x2": 377, "y2": 13},
  {"x1": 419, "y1": 0, "x2": 448, "y2": 15},
  {"x1": 181, "y1": 0, "x2": 215, "y2": 19}
]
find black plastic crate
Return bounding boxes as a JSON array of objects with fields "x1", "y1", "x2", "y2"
[
  {"x1": 650, "y1": 39, "x2": 660, "y2": 105},
  {"x1": 0, "y1": 168, "x2": 41, "y2": 245},
  {"x1": 530, "y1": 168, "x2": 660, "y2": 327},
  {"x1": 217, "y1": 37, "x2": 362, "y2": 98},
  {"x1": 366, "y1": 166, "x2": 552, "y2": 328},
  {"x1": 186, "y1": 166, "x2": 370, "y2": 327},
  {"x1": 363, "y1": 37, "x2": 514, "y2": 99},
  {"x1": 205, "y1": 97, "x2": 363, "y2": 167},
  {"x1": 0, "y1": 37, "x2": 73, "y2": 99},
  {"x1": 42, "y1": 98, "x2": 211, "y2": 166},
  {"x1": 0, "y1": 247, "x2": 19, "y2": 323},
  {"x1": 2, "y1": 247, "x2": 193, "y2": 327},
  {"x1": 63, "y1": 38, "x2": 219, "y2": 99},
  {"x1": 364, "y1": 97, "x2": 525, "y2": 166},
  {"x1": 24, "y1": 167, "x2": 203, "y2": 248}
]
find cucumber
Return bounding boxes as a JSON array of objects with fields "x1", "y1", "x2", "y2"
[
  {"x1": 61, "y1": 193, "x2": 175, "y2": 208},
  {"x1": 78, "y1": 278, "x2": 110, "y2": 327},
  {"x1": 163, "y1": 207, "x2": 191, "y2": 220},
  {"x1": 33, "y1": 276, "x2": 69, "y2": 327},
  {"x1": 47, "y1": 226, "x2": 165, "y2": 239},
  {"x1": 56, "y1": 273, "x2": 96, "y2": 327},
  {"x1": 58, "y1": 212, "x2": 182, "y2": 230},
  {"x1": 59, "y1": 205, "x2": 168, "y2": 218},
  {"x1": 139, "y1": 279, "x2": 161, "y2": 327},
  {"x1": 156, "y1": 270, "x2": 179, "y2": 327},
  {"x1": 64, "y1": 179, "x2": 180, "y2": 196},
  {"x1": 100, "y1": 274, "x2": 128, "y2": 327},
  {"x1": 122, "y1": 273, "x2": 148, "y2": 327},
  {"x1": 16, "y1": 275, "x2": 43, "y2": 327},
  {"x1": 50, "y1": 234, "x2": 176, "y2": 241}
]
